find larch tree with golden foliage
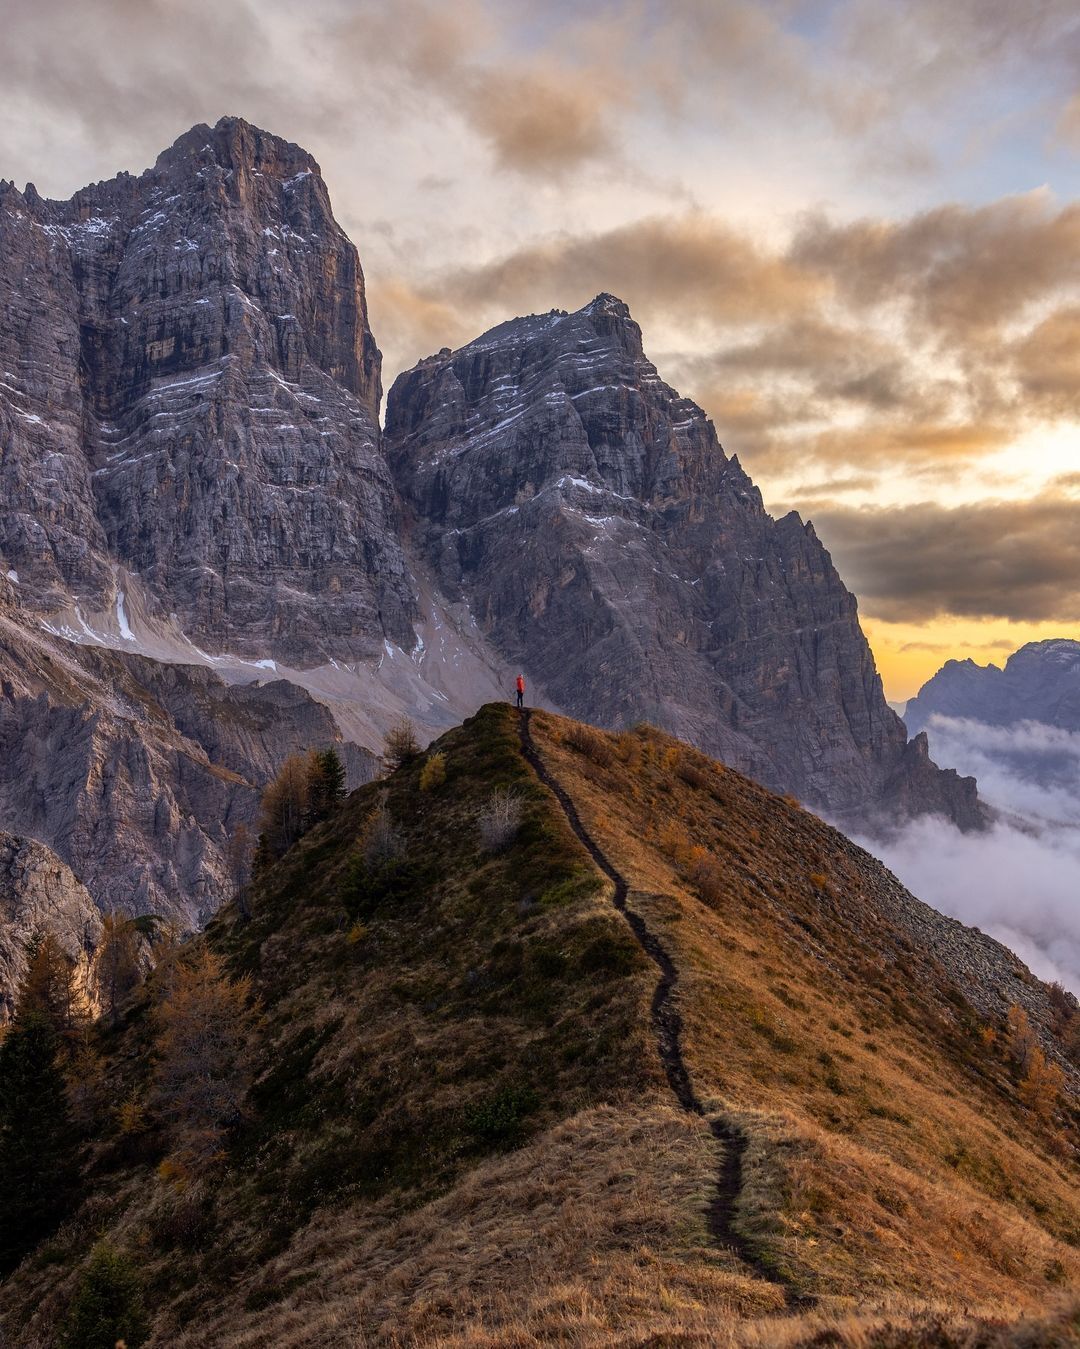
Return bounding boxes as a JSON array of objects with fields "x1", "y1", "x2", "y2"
[
  {"x1": 1020, "y1": 1046, "x2": 1065, "y2": 1123},
  {"x1": 18, "y1": 929, "x2": 82, "y2": 1035},
  {"x1": 1005, "y1": 1003, "x2": 1037, "y2": 1069},
  {"x1": 152, "y1": 947, "x2": 252, "y2": 1177},
  {"x1": 256, "y1": 753, "x2": 310, "y2": 864},
  {"x1": 383, "y1": 715, "x2": 420, "y2": 770}
]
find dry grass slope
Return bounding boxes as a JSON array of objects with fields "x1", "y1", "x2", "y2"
[{"x1": 0, "y1": 705, "x2": 1077, "y2": 1347}]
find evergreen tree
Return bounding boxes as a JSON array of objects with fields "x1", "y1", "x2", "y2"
[
  {"x1": 319, "y1": 747, "x2": 347, "y2": 804},
  {"x1": 305, "y1": 747, "x2": 348, "y2": 827},
  {"x1": 18, "y1": 928, "x2": 82, "y2": 1034},
  {"x1": 0, "y1": 1011, "x2": 77, "y2": 1271},
  {"x1": 61, "y1": 1242, "x2": 148, "y2": 1349}
]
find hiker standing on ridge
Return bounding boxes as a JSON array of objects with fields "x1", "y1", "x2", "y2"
[{"x1": 515, "y1": 674, "x2": 526, "y2": 710}]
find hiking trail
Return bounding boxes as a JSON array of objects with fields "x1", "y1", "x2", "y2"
[{"x1": 518, "y1": 708, "x2": 807, "y2": 1309}]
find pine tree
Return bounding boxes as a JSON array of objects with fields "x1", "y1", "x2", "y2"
[
  {"x1": 319, "y1": 747, "x2": 347, "y2": 804},
  {"x1": 304, "y1": 747, "x2": 348, "y2": 828},
  {"x1": 303, "y1": 749, "x2": 330, "y2": 830},
  {"x1": 152, "y1": 947, "x2": 252, "y2": 1176},
  {"x1": 0, "y1": 1011, "x2": 76, "y2": 1271},
  {"x1": 94, "y1": 913, "x2": 142, "y2": 1026},
  {"x1": 60, "y1": 1242, "x2": 148, "y2": 1349}
]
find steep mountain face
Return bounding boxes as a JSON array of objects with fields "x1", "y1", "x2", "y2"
[
  {"x1": 0, "y1": 832, "x2": 101, "y2": 1024},
  {"x1": 387, "y1": 297, "x2": 981, "y2": 827},
  {"x1": 0, "y1": 707, "x2": 1073, "y2": 1347},
  {"x1": 906, "y1": 640, "x2": 1080, "y2": 735},
  {"x1": 0, "y1": 119, "x2": 987, "y2": 987},
  {"x1": 0, "y1": 116, "x2": 413, "y2": 662},
  {"x1": 0, "y1": 603, "x2": 375, "y2": 946}
]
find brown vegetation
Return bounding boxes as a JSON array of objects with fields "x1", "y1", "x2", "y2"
[
  {"x1": 152, "y1": 948, "x2": 253, "y2": 1179},
  {"x1": 0, "y1": 706, "x2": 1076, "y2": 1348},
  {"x1": 383, "y1": 715, "x2": 421, "y2": 770}
]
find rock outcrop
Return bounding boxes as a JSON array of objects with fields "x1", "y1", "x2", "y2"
[
  {"x1": 0, "y1": 607, "x2": 375, "y2": 936},
  {"x1": 0, "y1": 832, "x2": 101, "y2": 1024},
  {"x1": 906, "y1": 640, "x2": 1080, "y2": 735},
  {"x1": 0, "y1": 116, "x2": 413, "y2": 662},
  {"x1": 387, "y1": 296, "x2": 982, "y2": 828}
]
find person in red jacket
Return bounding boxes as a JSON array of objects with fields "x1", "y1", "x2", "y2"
[{"x1": 515, "y1": 674, "x2": 526, "y2": 710}]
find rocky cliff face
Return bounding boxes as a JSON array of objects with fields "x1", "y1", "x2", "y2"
[
  {"x1": 0, "y1": 605, "x2": 375, "y2": 936},
  {"x1": 0, "y1": 832, "x2": 102, "y2": 1024},
  {"x1": 906, "y1": 640, "x2": 1080, "y2": 735},
  {"x1": 0, "y1": 116, "x2": 413, "y2": 662},
  {"x1": 0, "y1": 123, "x2": 987, "y2": 984},
  {"x1": 387, "y1": 295, "x2": 982, "y2": 828}
]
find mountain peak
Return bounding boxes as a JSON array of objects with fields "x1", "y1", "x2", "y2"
[
  {"x1": 907, "y1": 635, "x2": 1080, "y2": 734},
  {"x1": 583, "y1": 291, "x2": 632, "y2": 318},
  {"x1": 154, "y1": 116, "x2": 321, "y2": 181}
]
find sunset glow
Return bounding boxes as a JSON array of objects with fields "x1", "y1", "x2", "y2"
[{"x1": 4, "y1": 0, "x2": 1079, "y2": 702}]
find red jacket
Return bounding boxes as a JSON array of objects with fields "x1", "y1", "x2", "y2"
[{"x1": 516, "y1": 676, "x2": 525, "y2": 694}]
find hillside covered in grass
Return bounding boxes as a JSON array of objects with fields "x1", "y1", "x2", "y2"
[{"x1": 0, "y1": 705, "x2": 1077, "y2": 1347}]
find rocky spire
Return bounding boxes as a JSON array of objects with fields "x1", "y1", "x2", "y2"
[
  {"x1": 0, "y1": 117, "x2": 409, "y2": 660},
  {"x1": 387, "y1": 295, "x2": 983, "y2": 829}
]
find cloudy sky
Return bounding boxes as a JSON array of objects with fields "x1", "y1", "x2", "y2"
[{"x1": 5, "y1": 0, "x2": 1079, "y2": 700}]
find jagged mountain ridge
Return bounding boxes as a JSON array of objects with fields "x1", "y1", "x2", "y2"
[
  {"x1": 387, "y1": 295, "x2": 981, "y2": 826},
  {"x1": 0, "y1": 116, "x2": 412, "y2": 661},
  {"x1": 0, "y1": 116, "x2": 984, "y2": 977},
  {"x1": 906, "y1": 639, "x2": 1080, "y2": 735},
  {"x1": 0, "y1": 597, "x2": 377, "y2": 932}
]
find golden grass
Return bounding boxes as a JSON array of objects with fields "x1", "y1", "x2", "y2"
[
  {"x1": 170, "y1": 1104, "x2": 787, "y2": 1347},
  {"x1": 3, "y1": 705, "x2": 1078, "y2": 1348},
  {"x1": 528, "y1": 711, "x2": 1080, "y2": 1317}
]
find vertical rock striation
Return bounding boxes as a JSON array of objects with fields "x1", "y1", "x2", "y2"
[
  {"x1": 387, "y1": 295, "x2": 982, "y2": 827},
  {"x1": 0, "y1": 116, "x2": 413, "y2": 661},
  {"x1": 0, "y1": 833, "x2": 102, "y2": 1024}
]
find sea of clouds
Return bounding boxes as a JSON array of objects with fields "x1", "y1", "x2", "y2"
[{"x1": 859, "y1": 715, "x2": 1080, "y2": 994}]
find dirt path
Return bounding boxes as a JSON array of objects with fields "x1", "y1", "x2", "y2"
[{"x1": 518, "y1": 709, "x2": 807, "y2": 1307}]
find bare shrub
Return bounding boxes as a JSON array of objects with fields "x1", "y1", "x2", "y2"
[
  {"x1": 1006, "y1": 1004, "x2": 1037, "y2": 1070},
  {"x1": 677, "y1": 758, "x2": 711, "y2": 791},
  {"x1": 478, "y1": 788, "x2": 524, "y2": 852},
  {"x1": 688, "y1": 856, "x2": 725, "y2": 907},
  {"x1": 614, "y1": 731, "x2": 642, "y2": 768},
  {"x1": 363, "y1": 794, "x2": 401, "y2": 864},
  {"x1": 564, "y1": 722, "x2": 615, "y2": 768},
  {"x1": 383, "y1": 716, "x2": 421, "y2": 771}
]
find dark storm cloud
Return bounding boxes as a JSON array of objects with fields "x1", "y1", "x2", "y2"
[{"x1": 811, "y1": 497, "x2": 1080, "y2": 624}]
